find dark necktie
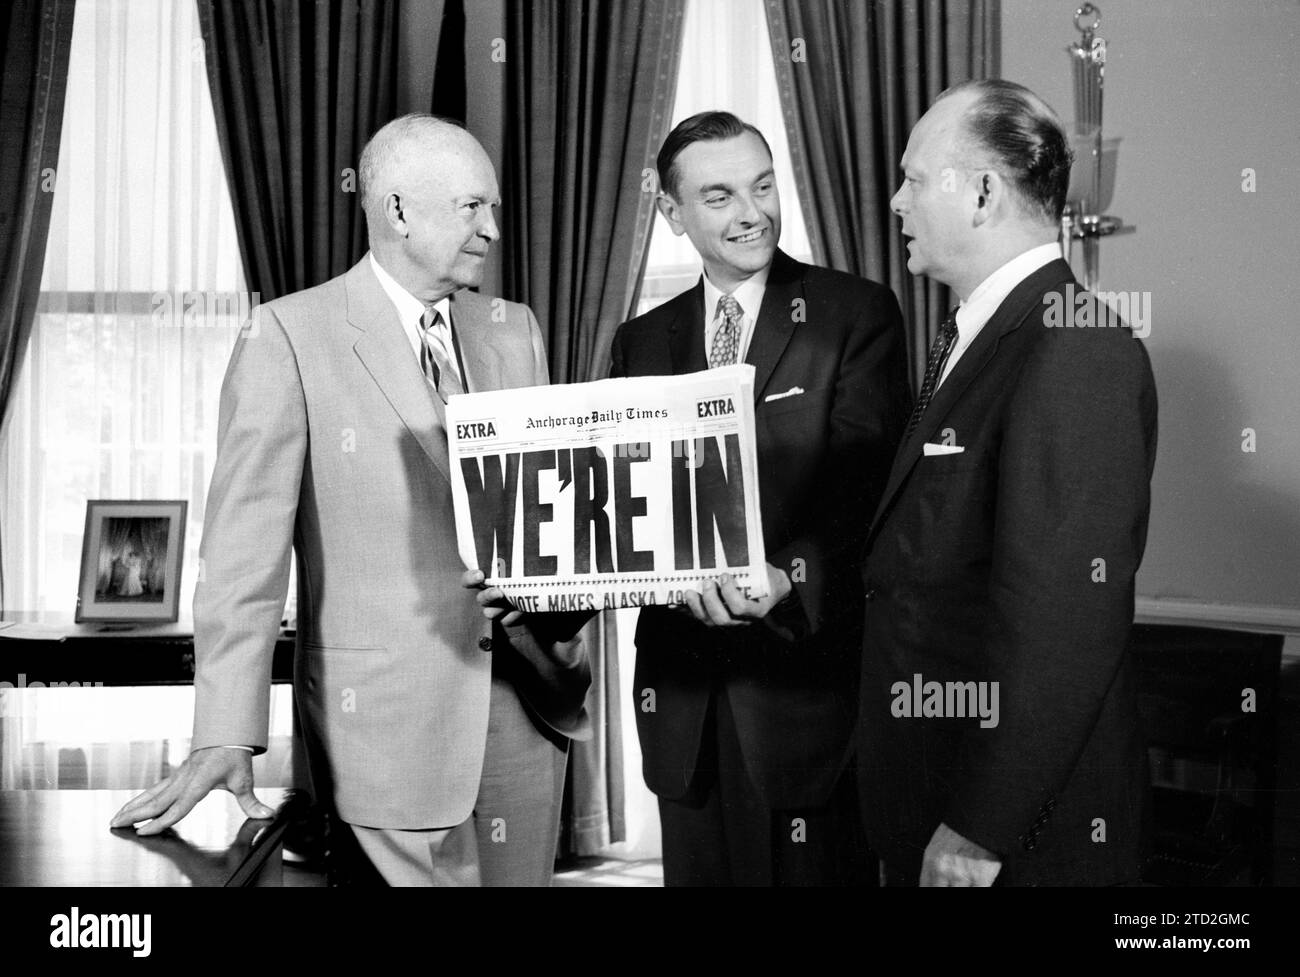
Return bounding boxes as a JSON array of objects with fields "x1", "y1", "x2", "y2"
[{"x1": 903, "y1": 308, "x2": 960, "y2": 441}]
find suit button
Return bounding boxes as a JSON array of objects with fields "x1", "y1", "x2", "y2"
[
  {"x1": 864, "y1": 589, "x2": 876, "y2": 602},
  {"x1": 478, "y1": 636, "x2": 493, "y2": 652}
]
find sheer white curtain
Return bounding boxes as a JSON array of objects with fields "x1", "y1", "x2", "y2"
[{"x1": 0, "y1": 0, "x2": 292, "y2": 789}]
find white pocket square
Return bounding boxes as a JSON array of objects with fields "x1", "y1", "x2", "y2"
[
  {"x1": 764, "y1": 386, "x2": 804, "y2": 402},
  {"x1": 922, "y1": 443, "x2": 965, "y2": 456}
]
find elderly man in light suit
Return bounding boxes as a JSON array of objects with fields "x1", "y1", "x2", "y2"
[{"x1": 111, "y1": 116, "x2": 591, "y2": 886}]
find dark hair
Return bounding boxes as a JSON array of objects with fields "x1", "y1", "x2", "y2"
[
  {"x1": 656, "y1": 111, "x2": 773, "y2": 199},
  {"x1": 938, "y1": 79, "x2": 1073, "y2": 223}
]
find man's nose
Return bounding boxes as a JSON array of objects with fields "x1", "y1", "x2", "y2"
[
  {"x1": 889, "y1": 185, "x2": 906, "y2": 217},
  {"x1": 735, "y1": 193, "x2": 762, "y2": 226},
  {"x1": 479, "y1": 209, "x2": 501, "y2": 242}
]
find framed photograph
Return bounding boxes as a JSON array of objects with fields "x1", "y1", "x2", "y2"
[{"x1": 75, "y1": 500, "x2": 188, "y2": 623}]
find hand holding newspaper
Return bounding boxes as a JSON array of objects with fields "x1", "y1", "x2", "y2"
[{"x1": 447, "y1": 365, "x2": 768, "y2": 613}]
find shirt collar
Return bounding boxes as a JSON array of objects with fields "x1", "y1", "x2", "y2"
[
  {"x1": 955, "y1": 242, "x2": 1061, "y2": 337},
  {"x1": 369, "y1": 251, "x2": 451, "y2": 327},
  {"x1": 702, "y1": 262, "x2": 771, "y2": 321}
]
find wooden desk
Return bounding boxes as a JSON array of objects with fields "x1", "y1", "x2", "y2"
[
  {"x1": 0, "y1": 788, "x2": 318, "y2": 886},
  {"x1": 0, "y1": 618, "x2": 295, "y2": 686}
]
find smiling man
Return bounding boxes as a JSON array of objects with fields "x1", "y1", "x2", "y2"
[
  {"x1": 610, "y1": 111, "x2": 910, "y2": 885},
  {"x1": 111, "y1": 115, "x2": 592, "y2": 886}
]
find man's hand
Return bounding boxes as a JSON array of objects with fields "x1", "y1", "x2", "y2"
[
  {"x1": 462, "y1": 568, "x2": 523, "y2": 627},
  {"x1": 920, "y1": 822, "x2": 1002, "y2": 887},
  {"x1": 681, "y1": 564, "x2": 792, "y2": 628},
  {"x1": 108, "y1": 746, "x2": 273, "y2": 836}
]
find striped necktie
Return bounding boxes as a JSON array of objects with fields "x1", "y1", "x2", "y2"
[
  {"x1": 709, "y1": 293, "x2": 743, "y2": 369},
  {"x1": 418, "y1": 306, "x2": 463, "y2": 401}
]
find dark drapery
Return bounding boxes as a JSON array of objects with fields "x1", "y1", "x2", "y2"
[
  {"x1": 196, "y1": 0, "x2": 404, "y2": 301},
  {"x1": 765, "y1": 0, "x2": 1000, "y2": 388},
  {"x1": 0, "y1": 0, "x2": 76, "y2": 611},
  {"x1": 503, "y1": 0, "x2": 685, "y2": 385},
  {"x1": 0, "y1": 0, "x2": 75, "y2": 427},
  {"x1": 502, "y1": 0, "x2": 686, "y2": 855}
]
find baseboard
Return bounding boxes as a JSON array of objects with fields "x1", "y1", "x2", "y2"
[{"x1": 1135, "y1": 597, "x2": 1300, "y2": 636}]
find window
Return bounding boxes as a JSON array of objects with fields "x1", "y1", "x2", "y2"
[
  {"x1": 2, "y1": 0, "x2": 245, "y2": 618},
  {"x1": 0, "y1": 0, "x2": 292, "y2": 789}
]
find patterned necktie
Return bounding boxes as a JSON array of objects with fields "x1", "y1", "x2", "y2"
[
  {"x1": 709, "y1": 294, "x2": 743, "y2": 369},
  {"x1": 418, "y1": 306, "x2": 463, "y2": 401},
  {"x1": 903, "y1": 307, "x2": 960, "y2": 441}
]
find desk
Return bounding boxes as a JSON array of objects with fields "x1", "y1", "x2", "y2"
[
  {"x1": 0, "y1": 788, "x2": 322, "y2": 886},
  {"x1": 0, "y1": 618, "x2": 295, "y2": 686}
]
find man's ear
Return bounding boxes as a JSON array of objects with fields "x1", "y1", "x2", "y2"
[
  {"x1": 971, "y1": 170, "x2": 1002, "y2": 228},
  {"x1": 656, "y1": 193, "x2": 687, "y2": 237},
  {"x1": 383, "y1": 191, "x2": 408, "y2": 237}
]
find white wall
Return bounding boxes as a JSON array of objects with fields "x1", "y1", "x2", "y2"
[{"x1": 1002, "y1": 0, "x2": 1300, "y2": 632}]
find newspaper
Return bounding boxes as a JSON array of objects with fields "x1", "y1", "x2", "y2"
[{"x1": 446, "y1": 365, "x2": 768, "y2": 612}]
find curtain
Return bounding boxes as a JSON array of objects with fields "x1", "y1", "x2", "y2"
[
  {"x1": 0, "y1": 0, "x2": 293, "y2": 791},
  {"x1": 196, "y1": 0, "x2": 402, "y2": 301},
  {"x1": 0, "y1": 0, "x2": 76, "y2": 611},
  {"x1": 765, "y1": 0, "x2": 1000, "y2": 388},
  {"x1": 503, "y1": 0, "x2": 685, "y2": 385},
  {"x1": 503, "y1": 0, "x2": 686, "y2": 855}
]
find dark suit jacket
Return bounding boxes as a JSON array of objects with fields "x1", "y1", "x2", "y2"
[
  {"x1": 611, "y1": 249, "x2": 910, "y2": 809},
  {"x1": 858, "y1": 258, "x2": 1158, "y2": 885}
]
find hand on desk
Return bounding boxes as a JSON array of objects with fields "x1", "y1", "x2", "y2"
[
  {"x1": 680, "y1": 564, "x2": 792, "y2": 628},
  {"x1": 109, "y1": 746, "x2": 274, "y2": 835},
  {"x1": 113, "y1": 809, "x2": 269, "y2": 884}
]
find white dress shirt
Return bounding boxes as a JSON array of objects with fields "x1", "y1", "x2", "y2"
[
  {"x1": 369, "y1": 251, "x2": 462, "y2": 388},
  {"x1": 939, "y1": 242, "x2": 1062, "y2": 387},
  {"x1": 702, "y1": 263, "x2": 771, "y2": 366}
]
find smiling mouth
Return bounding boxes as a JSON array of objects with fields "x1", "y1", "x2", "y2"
[{"x1": 728, "y1": 228, "x2": 766, "y2": 244}]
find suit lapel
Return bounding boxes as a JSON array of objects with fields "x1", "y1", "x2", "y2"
[
  {"x1": 450, "y1": 290, "x2": 503, "y2": 393},
  {"x1": 868, "y1": 259, "x2": 1077, "y2": 537},
  {"x1": 667, "y1": 281, "x2": 708, "y2": 374},
  {"x1": 745, "y1": 249, "x2": 801, "y2": 403},
  {"x1": 347, "y1": 258, "x2": 453, "y2": 487}
]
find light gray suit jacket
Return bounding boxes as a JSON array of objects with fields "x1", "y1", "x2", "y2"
[{"x1": 192, "y1": 255, "x2": 590, "y2": 829}]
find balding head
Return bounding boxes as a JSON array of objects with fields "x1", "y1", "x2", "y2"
[
  {"x1": 936, "y1": 79, "x2": 1072, "y2": 224},
  {"x1": 891, "y1": 80, "x2": 1067, "y2": 298},
  {"x1": 359, "y1": 114, "x2": 500, "y2": 302}
]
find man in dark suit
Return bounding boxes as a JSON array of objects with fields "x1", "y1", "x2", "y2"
[
  {"x1": 610, "y1": 111, "x2": 910, "y2": 885},
  {"x1": 858, "y1": 80, "x2": 1157, "y2": 886}
]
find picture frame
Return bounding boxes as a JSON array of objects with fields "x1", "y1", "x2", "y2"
[{"x1": 75, "y1": 500, "x2": 188, "y2": 623}]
